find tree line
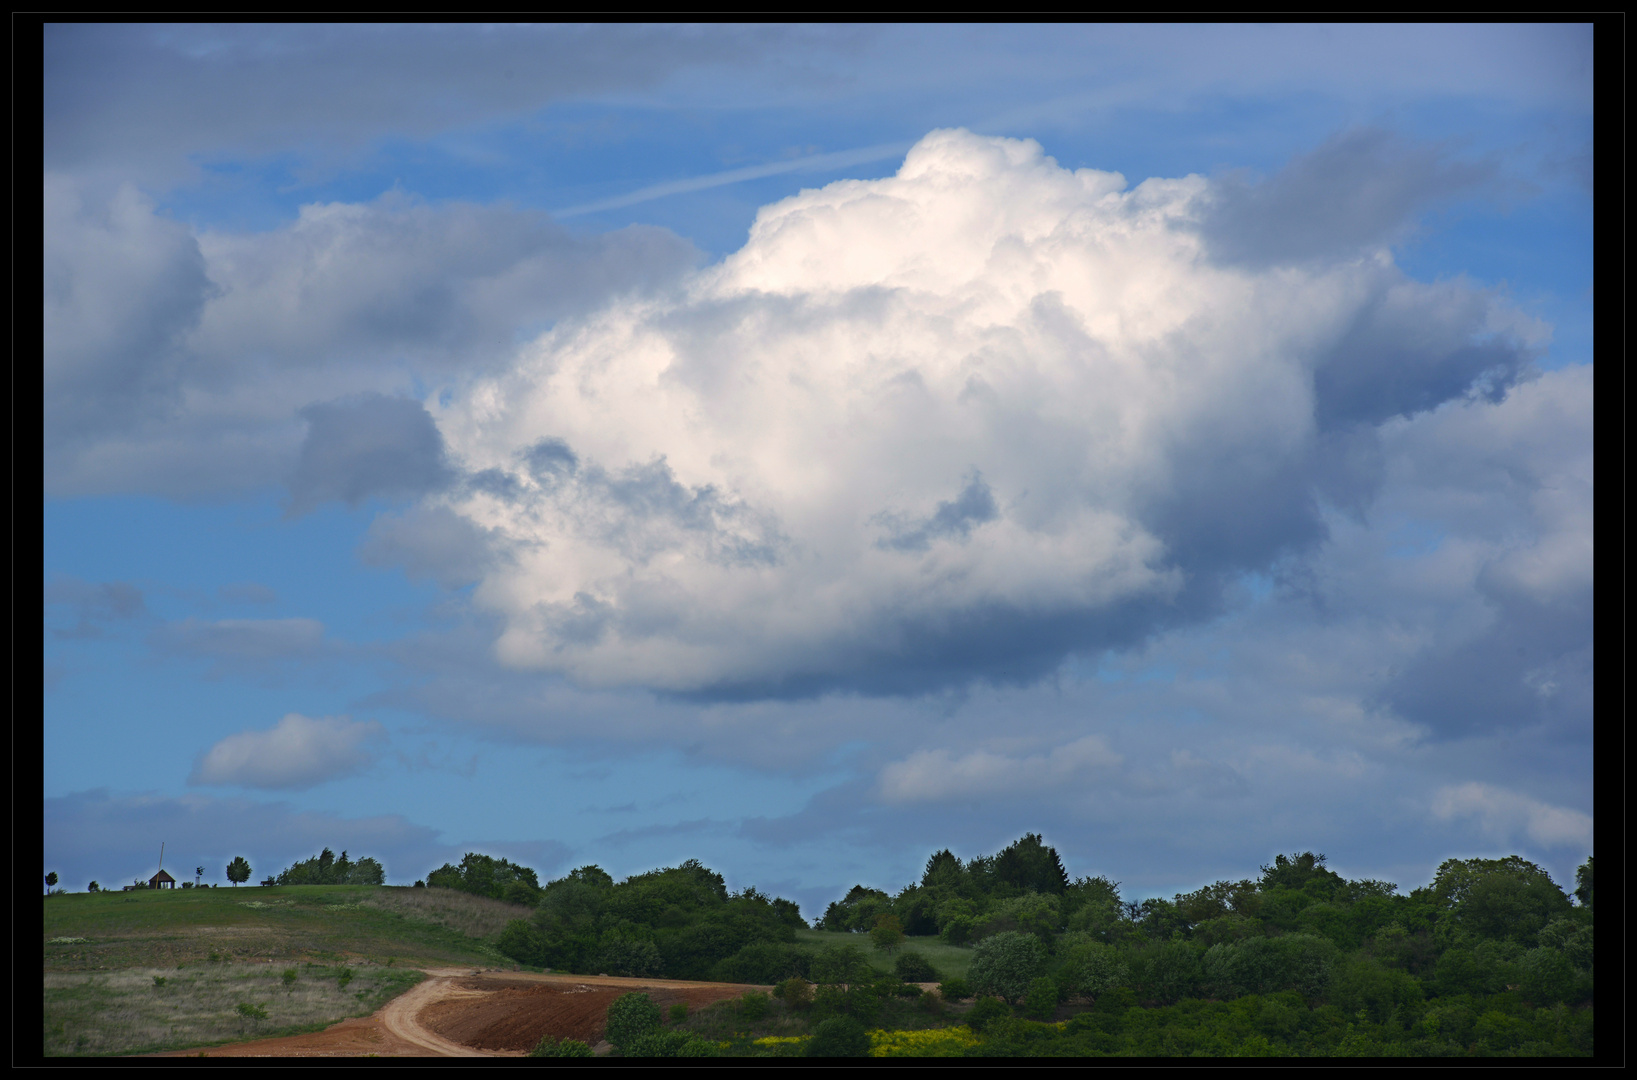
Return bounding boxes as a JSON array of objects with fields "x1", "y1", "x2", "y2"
[{"x1": 480, "y1": 836, "x2": 1592, "y2": 1056}]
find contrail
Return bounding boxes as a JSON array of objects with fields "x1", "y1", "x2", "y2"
[{"x1": 553, "y1": 142, "x2": 911, "y2": 218}]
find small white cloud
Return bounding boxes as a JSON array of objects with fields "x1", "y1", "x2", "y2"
[
  {"x1": 1431, "y1": 781, "x2": 1591, "y2": 849},
  {"x1": 879, "y1": 735, "x2": 1120, "y2": 803},
  {"x1": 190, "y1": 713, "x2": 386, "y2": 790}
]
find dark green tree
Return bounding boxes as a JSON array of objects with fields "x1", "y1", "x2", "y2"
[
  {"x1": 226, "y1": 856, "x2": 251, "y2": 886},
  {"x1": 1431, "y1": 856, "x2": 1571, "y2": 946},
  {"x1": 1257, "y1": 852, "x2": 1344, "y2": 896},
  {"x1": 993, "y1": 833, "x2": 1070, "y2": 895}
]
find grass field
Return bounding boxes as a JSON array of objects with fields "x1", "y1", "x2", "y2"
[
  {"x1": 42, "y1": 885, "x2": 533, "y2": 1057},
  {"x1": 43, "y1": 885, "x2": 531, "y2": 973},
  {"x1": 42, "y1": 889, "x2": 974, "y2": 1056},
  {"x1": 44, "y1": 961, "x2": 423, "y2": 1057},
  {"x1": 793, "y1": 930, "x2": 974, "y2": 981}
]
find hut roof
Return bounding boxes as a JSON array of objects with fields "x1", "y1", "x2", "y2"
[{"x1": 150, "y1": 868, "x2": 176, "y2": 883}]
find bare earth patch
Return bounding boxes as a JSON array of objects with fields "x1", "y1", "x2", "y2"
[{"x1": 149, "y1": 970, "x2": 771, "y2": 1057}]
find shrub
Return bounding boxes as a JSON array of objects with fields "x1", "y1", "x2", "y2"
[
  {"x1": 531, "y1": 1036, "x2": 595, "y2": 1057},
  {"x1": 1054, "y1": 934, "x2": 1128, "y2": 1000},
  {"x1": 738, "y1": 991, "x2": 770, "y2": 1022},
  {"x1": 1093, "y1": 987, "x2": 1138, "y2": 1014},
  {"x1": 937, "y1": 976, "x2": 973, "y2": 1002},
  {"x1": 713, "y1": 941, "x2": 813, "y2": 984},
  {"x1": 668, "y1": 1002, "x2": 689, "y2": 1024},
  {"x1": 810, "y1": 943, "x2": 870, "y2": 986},
  {"x1": 1021, "y1": 976, "x2": 1059, "y2": 1020},
  {"x1": 804, "y1": 1016, "x2": 870, "y2": 1057},
  {"x1": 775, "y1": 977, "x2": 814, "y2": 1010},
  {"x1": 281, "y1": 968, "x2": 298, "y2": 995},
  {"x1": 624, "y1": 1030, "x2": 719, "y2": 1057},
  {"x1": 870, "y1": 912, "x2": 906, "y2": 953},
  {"x1": 964, "y1": 996, "x2": 1011, "y2": 1032},
  {"x1": 605, "y1": 992, "x2": 663, "y2": 1051},
  {"x1": 894, "y1": 951, "x2": 940, "y2": 983},
  {"x1": 496, "y1": 919, "x2": 548, "y2": 967},
  {"x1": 967, "y1": 930, "x2": 1047, "y2": 1005},
  {"x1": 593, "y1": 937, "x2": 662, "y2": 978},
  {"x1": 813, "y1": 982, "x2": 883, "y2": 1027},
  {"x1": 235, "y1": 1001, "x2": 268, "y2": 1032}
]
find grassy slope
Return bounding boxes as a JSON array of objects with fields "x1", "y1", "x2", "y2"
[
  {"x1": 43, "y1": 884, "x2": 528, "y2": 972},
  {"x1": 794, "y1": 929, "x2": 973, "y2": 980},
  {"x1": 42, "y1": 885, "x2": 532, "y2": 1057}
]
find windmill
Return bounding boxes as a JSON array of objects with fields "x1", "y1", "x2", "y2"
[{"x1": 196, "y1": 866, "x2": 204, "y2": 887}]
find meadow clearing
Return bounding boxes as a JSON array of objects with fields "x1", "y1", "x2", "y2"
[{"x1": 42, "y1": 884, "x2": 529, "y2": 1056}]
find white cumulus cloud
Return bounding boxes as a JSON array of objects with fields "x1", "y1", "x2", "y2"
[
  {"x1": 190, "y1": 713, "x2": 386, "y2": 790},
  {"x1": 425, "y1": 129, "x2": 1540, "y2": 698}
]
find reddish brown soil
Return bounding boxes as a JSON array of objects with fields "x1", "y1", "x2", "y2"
[
  {"x1": 149, "y1": 969, "x2": 770, "y2": 1057},
  {"x1": 418, "y1": 976, "x2": 758, "y2": 1051}
]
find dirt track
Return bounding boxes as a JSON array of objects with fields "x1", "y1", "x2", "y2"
[{"x1": 151, "y1": 969, "x2": 770, "y2": 1057}]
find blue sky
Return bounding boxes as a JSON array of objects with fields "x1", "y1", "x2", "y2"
[{"x1": 43, "y1": 24, "x2": 1594, "y2": 913}]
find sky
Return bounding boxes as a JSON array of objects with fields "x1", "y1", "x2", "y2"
[{"x1": 41, "y1": 23, "x2": 1597, "y2": 915}]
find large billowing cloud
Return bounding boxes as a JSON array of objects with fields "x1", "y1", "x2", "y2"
[{"x1": 427, "y1": 128, "x2": 1543, "y2": 699}]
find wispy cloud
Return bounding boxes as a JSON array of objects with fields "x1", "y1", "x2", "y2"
[{"x1": 553, "y1": 142, "x2": 911, "y2": 217}]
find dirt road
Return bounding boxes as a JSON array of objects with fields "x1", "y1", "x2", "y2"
[{"x1": 151, "y1": 969, "x2": 770, "y2": 1057}]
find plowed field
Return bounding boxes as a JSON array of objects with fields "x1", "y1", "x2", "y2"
[{"x1": 150, "y1": 969, "x2": 769, "y2": 1057}]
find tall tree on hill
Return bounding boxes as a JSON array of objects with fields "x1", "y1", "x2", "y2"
[
  {"x1": 45, "y1": 871, "x2": 58, "y2": 895},
  {"x1": 994, "y1": 834, "x2": 1070, "y2": 895},
  {"x1": 226, "y1": 856, "x2": 252, "y2": 886}
]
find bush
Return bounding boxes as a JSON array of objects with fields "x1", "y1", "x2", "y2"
[
  {"x1": 1021, "y1": 976, "x2": 1059, "y2": 1020},
  {"x1": 738, "y1": 991, "x2": 770, "y2": 1022},
  {"x1": 775, "y1": 977, "x2": 814, "y2": 1010},
  {"x1": 968, "y1": 930, "x2": 1047, "y2": 1005},
  {"x1": 813, "y1": 982, "x2": 883, "y2": 1027},
  {"x1": 964, "y1": 996, "x2": 1011, "y2": 1032},
  {"x1": 937, "y1": 976, "x2": 973, "y2": 1002},
  {"x1": 605, "y1": 992, "x2": 663, "y2": 1051},
  {"x1": 496, "y1": 919, "x2": 548, "y2": 967},
  {"x1": 624, "y1": 1030, "x2": 719, "y2": 1057},
  {"x1": 713, "y1": 941, "x2": 813, "y2": 984},
  {"x1": 593, "y1": 937, "x2": 662, "y2": 978},
  {"x1": 1054, "y1": 935, "x2": 1128, "y2": 1000},
  {"x1": 1093, "y1": 987, "x2": 1138, "y2": 1014},
  {"x1": 894, "y1": 951, "x2": 940, "y2": 983},
  {"x1": 870, "y1": 911, "x2": 906, "y2": 952},
  {"x1": 531, "y1": 1035, "x2": 595, "y2": 1057},
  {"x1": 810, "y1": 943, "x2": 870, "y2": 986},
  {"x1": 805, "y1": 1016, "x2": 870, "y2": 1057}
]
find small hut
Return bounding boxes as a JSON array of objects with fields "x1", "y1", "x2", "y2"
[{"x1": 149, "y1": 868, "x2": 177, "y2": 889}]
